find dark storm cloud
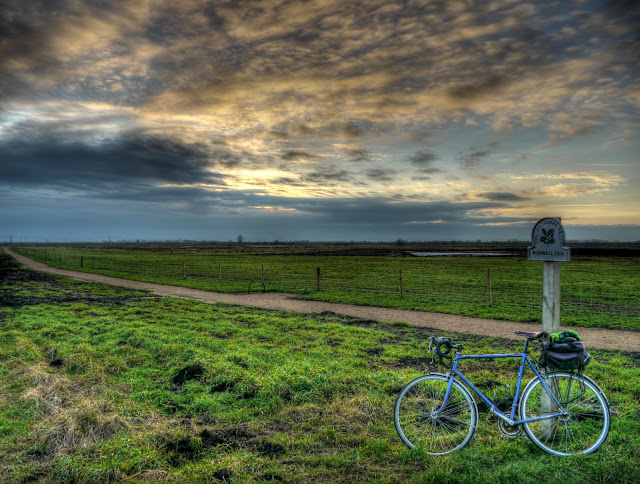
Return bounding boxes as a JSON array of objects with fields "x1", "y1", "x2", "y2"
[{"x1": 0, "y1": 126, "x2": 225, "y2": 190}]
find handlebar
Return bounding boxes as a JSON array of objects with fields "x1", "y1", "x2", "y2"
[{"x1": 429, "y1": 336, "x2": 463, "y2": 368}]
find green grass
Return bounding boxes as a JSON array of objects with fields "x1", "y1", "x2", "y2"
[
  {"x1": 13, "y1": 246, "x2": 640, "y2": 330},
  {"x1": 1, "y1": 254, "x2": 639, "y2": 482}
]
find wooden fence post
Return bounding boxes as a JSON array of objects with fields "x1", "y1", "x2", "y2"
[
  {"x1": 80, "y1": 256, "x2": 84, "y2": 268},
  {"x1": 156, "y1": 261, "x2": 159, "y2": 277},
  {"x1": 487, "y1": 268, "x2": 492, "y2": 307},
  {"x1": 131, "y1": 260, "x2": 134, "y2": 272},
  {"x1": 399, "y1": 268, "x2": 404, "y2": 297},
  {"x1": 219, "y1": 263, "x2": 222, "y2": 281},
  {"x1": 316, "y1": 267, "x2": 321, "y2": 291},
  {"x1": 261, "y1": 264, "x2": 264, "y2": 281},
  {"x1": 183, "y1": 262, "x2": 186, "y2": 279}
]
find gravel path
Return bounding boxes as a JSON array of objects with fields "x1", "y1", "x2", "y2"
[{"x1": 5, "y1": 248, "x2": 639, "y2": 352}]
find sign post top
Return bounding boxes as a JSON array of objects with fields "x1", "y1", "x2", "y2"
[{"x1": 528, "y1": 217, "x2": 570, "y2": 262}]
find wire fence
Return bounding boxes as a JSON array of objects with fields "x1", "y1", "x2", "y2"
[{"x1": 16, "y1": 247, "x2": 640, "y2": 330}]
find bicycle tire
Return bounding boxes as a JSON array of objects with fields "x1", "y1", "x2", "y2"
[
  {"x1": 519, "y1": 372, "x2": 610, "y2": 456},
  {"x1": 394, "y1": 374, "x2": 478, "y2": 455}
]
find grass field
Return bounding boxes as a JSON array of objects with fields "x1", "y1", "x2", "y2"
[
  {"x1": 1, "y1": 253, "x2": 639, "y2": 483},
  {"x1": 13, "y1": 245, "x2": 640, "y2": 331}
]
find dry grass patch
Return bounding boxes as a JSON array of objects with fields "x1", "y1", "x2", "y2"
[{"x1": 19, "y1": 364, "x2": 129, "y2": 455}]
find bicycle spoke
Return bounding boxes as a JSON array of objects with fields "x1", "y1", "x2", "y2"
[
  {"x1": 520, "y1": 373, "x2": 610, "y2": 456},
  {"x1": 394, "y1": 375, "x2": 477, "y2": 455}
]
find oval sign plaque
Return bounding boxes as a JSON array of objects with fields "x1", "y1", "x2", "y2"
[{"x1": 527, "y1": 217, "x2": 570, "y2": 262}]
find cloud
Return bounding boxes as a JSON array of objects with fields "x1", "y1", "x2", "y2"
[
  {"x1": 301, "y1": 167, "x2": 354, "y2": 185},
  {"x1": 365, "y1": 169, "x2": 396, "y2": 182},
  {"x1": 5, "y1": 0, "x2": 636, "y2": 145},
  {"x1": 512, "y1": 172, "x2": 626, "y2": 199},
  {"x1": 342, "y1": 122, "x2": 366, "y2": 138},
  {"x1": 543, "y1": 113, "x2": 601, "y2": 147},
  {"x1": 444, "y1": 76, "x2": 510, "y2": 103},
  {"x1": 476, "y1": 192, "x2": 529, "y2": 202},
  {"x1": 0, "y1": 125, "x2": 225, "y2": 191},
  {"x1": 459, "y1": 150, "x2": 490, "y2": 170},
  {"x1": 345, "y1": 148, "x2": 372, "y2": 162},
  {"x1": 0, "y1": 0, "x2": 638, "y2": 241},
  {"x1": 409, "y1": 150, "x2": 438, "y2": 166},
  {"x1": 280, "y1": 149, "x2": 315, "y2": 162}
]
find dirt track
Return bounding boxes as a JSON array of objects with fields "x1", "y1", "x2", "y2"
[{"x1": 5, "y1": 248, "x2": 639, "y2": 352}]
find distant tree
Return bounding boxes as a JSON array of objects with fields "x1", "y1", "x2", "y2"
[
  {"x1": 237, "y1": 235, "x2": 244, "y2": 244},
  {"x1": 396, "y1": 238, "x2": 406, "y2": 246}
]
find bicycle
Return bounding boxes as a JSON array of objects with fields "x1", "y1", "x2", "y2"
[{"x1": 394, "y1": 331, "x2": 610, "y2": 456}]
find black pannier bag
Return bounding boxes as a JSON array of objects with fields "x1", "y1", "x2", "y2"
[{"x1": 540, "y1": 339, "x2": 591, "y2": 371}]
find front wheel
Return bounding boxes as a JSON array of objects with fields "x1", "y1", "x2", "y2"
[
  {"x1": 394, "y1": 374, "x2": 478, "y2": 455},
  {"x1": 520, "y1": 372, "x2": 610, "y2": 456}
]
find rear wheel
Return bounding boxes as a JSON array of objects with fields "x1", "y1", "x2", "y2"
[
  {"x1": 520, "y1": 372, "x2": 610, "y2": 456},
  {"x1": 394, "y1": 374, "x2": 477, "y2": 455}
]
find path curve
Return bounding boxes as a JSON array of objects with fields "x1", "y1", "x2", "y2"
[{"x1": 5, "y1": 248, "x2": 639, "y2": 352}]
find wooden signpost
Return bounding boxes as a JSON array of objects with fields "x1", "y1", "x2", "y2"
[
  {"x1": 528, "y1": 218, "x2": 570, "y2": 436},
  {"x1": 528, "y1": 217, "x2": 570, "y2": 336}
]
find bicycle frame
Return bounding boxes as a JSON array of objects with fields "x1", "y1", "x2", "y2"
[{"x1": 440, "y1": 351, "x2": 565, "y2": 427}]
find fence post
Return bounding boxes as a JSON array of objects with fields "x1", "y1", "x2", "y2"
[
  {"x1": 92, "y1": 258, "x2": 95, "y2": 269},
  {"x1": 80, "y1": 256, "x2": 84, "y2": 268},
  {"x1": 399, "y1": 268, "x2": 404, "y2": 297},
  {"x1": 487, "y1": 268, "x2": 492, "y2": 307},
  {"x1": 131, "y1": 260, "x2": 134, "y2": 272},
  {"x1": 183, "y1": 262, "x2": 186, "y2": 279},
  {"x1": 261, "y1": 264, "x2": 264, "y2": 281},
  {"x1": 316, "y1": 267, "x2": 321, "y2": 291},
  {"x1": 156, "y1": 261, "x2": 159, "y2": 277}
]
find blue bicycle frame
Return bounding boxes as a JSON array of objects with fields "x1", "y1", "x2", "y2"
[{"x1": 442, "y1": 351, "x2": 565, "y2": 426}]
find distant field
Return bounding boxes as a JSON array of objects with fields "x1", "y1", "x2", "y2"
[
  {"x1": 11, "y1": 244, "x2": 640, "y2": 331},
  {"x1": 1, "y1": 254, "x2": 639, "y2": 482}
]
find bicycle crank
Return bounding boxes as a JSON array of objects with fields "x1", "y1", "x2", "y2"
[{"x1": 497, "y1": 419, "x2": 523, "y2": 439}]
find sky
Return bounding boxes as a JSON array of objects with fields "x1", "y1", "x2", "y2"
[{"x1": 1, "y1": 0, "x2": 639, "y2": 243}]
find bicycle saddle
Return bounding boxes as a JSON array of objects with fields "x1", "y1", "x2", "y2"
[{"x1": 514, "y1": 330, "x2": 547, "y2": 339}]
